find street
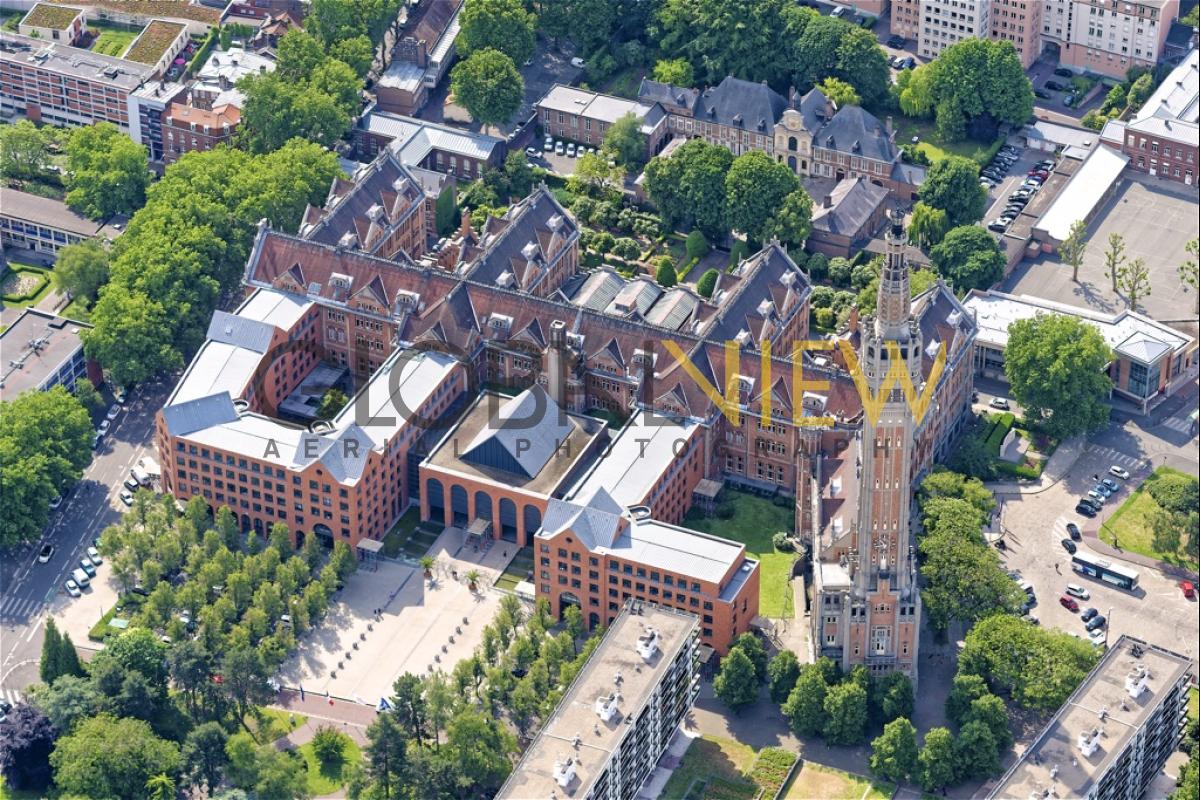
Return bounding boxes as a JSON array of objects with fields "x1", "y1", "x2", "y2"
[{"x1": 0, "y1": 381, "x2": 170, "y2": 706}]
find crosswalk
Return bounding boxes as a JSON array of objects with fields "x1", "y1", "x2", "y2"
[
  {"x1": 0, "y1": 593, "x2": 44, "y2": 622},
  {"x1": 1085, "y1": 446, "x2": 1147, "y2": 473},
  {"x1": 1156, "y1": 413, "x2": 1198, "y2": 436},
  {"x1": 0, "y1": 686, "x2": 24, "y2": 708}
]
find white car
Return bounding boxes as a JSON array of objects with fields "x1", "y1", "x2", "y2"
[
  {"x1": 570, "y1": 57, "x2": 585, "y2": 68},
  {"x1": 1065, "y1": 584, "x2": 1090, "y2": 600},
  {"x1": 86, "y1": 546, "x2": 102, "y2": 565},
  {"x1": 65, "y1": 579, "x2": 81, "y2": 597},
  {"x1": 525, "y1": 146, "x2": 539, "y2": 157},
  {"x1": 1087, "y1": 629, "x2": 1107, "y2": 645},
  {"x1": 38, "y1": 544, "x2": 55, "y2": 563},
  {"x1": 106, "y1": 404, "x2": 121, "y2": 420},
  {"x1": 1109, "y1": 465, "x2": 1130, "y2": 480},
  {"x1": 49, "y1": 494, "x2": 63, "y2": 510},
  {"x1": 124, "y1": 476, "x2": 141, "y2": 491},
  {"x1": 555, "y1": 142, "x2": 565, "y2": 155},
  {"x1": 97, "y1": 419, "x2": 111, "y2": 435},
  {"x1": 119, "y1": 489, "x2": 134, "y2": 506},
  {"x1": 543, "y1": 137, "x2": 553, "y2": 151},
  {"x1": 989, "y1": 397, "x2": 1010, "y2": 410}
]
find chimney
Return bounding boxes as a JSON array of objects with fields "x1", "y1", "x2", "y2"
[
  {"x1": 459, "y1": 208, "x2": 472, "y2": 239},
  {"x1": 886, "y1": 116, "x2": 894, "y2": 137},
  {"x1": 822, "y1": 194, "x2": 833, "y2": 208},
  {"x1": 848, "y1": 304, "x2": 860, "y2": 333},
  {"x1": 546, "y1": 320, "x2": 568, "y2": 406}
]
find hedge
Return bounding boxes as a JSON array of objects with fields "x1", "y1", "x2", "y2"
[
  {"x1": 1, "y1": 265, "x2": 51, "y2": 304},
  {"x1": 187, "y1": 27, "x2": 217, "y2": 77},
  {"x1": 993, "y1": 461, "x2": 1040, "y2": 480},
  {"x1": 983, "y1": 412, "x2": 1015, "y2": 454}
]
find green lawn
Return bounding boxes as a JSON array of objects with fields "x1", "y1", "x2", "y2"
[
  {"x1": 683, "y1": 490, "x2": 797, "y2": 618},
  {"x1": 297, "y1": 736, "x2": 362, "y2": 795},
  {"x1": 890, "y1": 115, "x2": 1000, "y2": 165},
  {"x1": 782, "y1": 763, "x2": 893, "y2": 800},
  {"x1": 494, "y1": 546, "x2": 534, "y2": 591},
  {"x1": 251, "y1": 707, "x2": 307, "y2": 743},
  {"x1": 381, "y1": 508, "x2": 422, "y2": 558},
  {"x1": 89, "y1": 22, "x2": 141, "y2": 57},
  {"x1": 660, "y1": 736, "x2": 760, "y2": 800},
  {"x1": 1, "y1": 263, "x2": 54, "y2": 310},
  {"x1": 1188, "y1": 687, "x2": 1198, "y2": 723},
  {"x1": 1100, "y1": 467, "x2": 1199, "y2": 571}
]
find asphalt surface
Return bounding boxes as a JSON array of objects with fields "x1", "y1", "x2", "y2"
[{"x1": 0, "y1": 380, "x2": 170, "y2": 706}]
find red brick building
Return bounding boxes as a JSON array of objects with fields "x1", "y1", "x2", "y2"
[{"x1": 163, "y1": 102, "x2": 239, "y2": 164}]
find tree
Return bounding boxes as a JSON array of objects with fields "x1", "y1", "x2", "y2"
[
  {"x1": 50, "y1": 714, "x2": 181, "y2": 800},
  {"x1": 876, "y1": 672, "x2": 914, "y2": 723},
  {"x1": 391, "y1": 673, "x2": 429, "y2": 746},
  {"x1": 569, "y1": 152, "x2": 625, "y2": 196},
  {"x1": 870, "y1": 717, "x2": 918, "y2": 783},
  {"x1": 0, "y1": 703, "x2": 57, "y2": 792},
  {"x1": 822, "y1": 681, "x2": 869, "y2": 745},
  {"x1": 316, "y1": 388, "x2": 348, "y2": 420},
  {"x1": 0, "y1": 119, "x2": 52, "y2": 180},
  {"x1": 1060, "y1": 218, "x2": 1088, "y2": 283},
  {"x1": 653, "y1": 57, "x2": 693, "y2": 87},
  {"x1": 445, "y1": 707, "x2": 517, "y2": 794},
  {"x1": 104, "y1": 627, "x2": 168, "y2": 685},
  {"x1": 764, "y1": 189, "x2": 814, "y2": 247},
  {"x1": 643, "y1": 139, "x2": 732, "y2": 241},
  {"x1": 908, "y1": 202, "x2": 949, "y2": 249},
  {"x1": 728, "y1": 632, "x2": 767, "y2": 681},
  {"x1": 767, "y1": 650, "x2": 802, "y2": 704},
  {"x1": 920, "y1": 519, "x2": 1025, "y2": 630},
  {"x1": 965, "y1": 693, "x2": 1013, "y2": 752},
  {"x1": 364, "y1": 711, "x2": 409, "y2": 798},
  {"x1": 65, "y1": 122, "x2": 149, "y2": 220},
  {"x1": 1126, "y1": 72, "x2": 1155, "y2": 110},
  {"x1": 916, "y1": 38, "x2": 1033, "y2": 140},
  {"x1": 74, "y1": 378, "x2": 105, "y2": 419},
  {"x1": 657, "y1": 0, "x2": 800, "y2": 89},
  {"x1": 27, "y1": 674, "x2": 99, "y2": 733},
  {"x1": 1, "y1": 387, "x2": 94, "y2": 547},
  {"x1": 311, "y1": 725, "x2": 348, "y2": 766},
  {"x1": 945, "y1": 673, "x2": 991, "y2": 726},
  {"x1": 53, "y1": 240, "x2": 110, "y2": 305},
  {"x1": 1104, "y1": 232, "x2": 1126, "y2": 291},
  {"x1": 931, "y1": 224, "x2": 1004, "y2": 293},
  {"x1": 782, "y1": 665, "x2": 828, "y2": 736},
  {"x1": 917, "y1": 727, "x2": 957, "y2": 792},
  {"x1": 697, "y1": 268, "x2": 720, "y2": 298},
  {"x1": 1005, "y1": 313, "x2": 1112, "y2": 439},
  {"x1": 503, "y1": 151, "x2": 534, "y2": 198},
  {"x1": 919, "y1": 470, "x2": 995, "y2": 519},
  {"x1": 182, "y1": 721, "x2": 229, "y2": 792},
  {"x1": 146, "y1": 773, "x2": 176, "y2": 800},
  {"x1": 714, "y1": 648, "x2": 759, "y2": 712},
  {"x1": 253, "y1": 748, "x2": 311, "y2": 800},
  {"x1": 238, "y1": 73, "x2": 352, "y2": 152},
  {"x1": 221, "y1": 648, "x2": 273, "y2": 725},
  {"x1": 329, "y1": 34, "x2": 374, "y2": 78},
  {"x1": 457, "y1": 0, "x2": 536, "y2": 65},
  {"x1": 955, "y1": 719, "x2": 1002, "y2": 780},
  {"x1": 818, "y1": 76, "x2": 860, "y2": 107},
  {"x1": 1117, "y1": 256, "x2": 1151, "y2": 309},
  {"x1": 603, "y1": 112, "x2": 646, "y2": 169},
  {"x1": 833, "y1": 26, "x2": 891, "y2": 106},
  {"x1": 920, "y1": 157, "x2": 986, "y2": 226},
  {"x1": 725, "y1": 151, "x2": 805, "y2": 245},
  {"x1": 656, "y1": 260, "x2": 679, "y2": 288},
  {"x1": 40, "y1": 617, "x2": 65, "y2": 685},
  {"x1": 1180, "y1": 238, "x2": 1199, "y2": 314},
  {"x1": 450, "y1": 49, "x2": 523, "y2": 129}
]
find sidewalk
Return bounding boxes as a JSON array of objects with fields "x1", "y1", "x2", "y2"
[
  {"x1": 984, "y1": 435, "x2": 1084, "y2": 496},
  {"x1": 1083, "y1": 531, "x2": 1199, "y2": 581}
]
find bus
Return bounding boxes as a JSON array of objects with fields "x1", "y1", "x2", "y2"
[{"x1": 1071, "y1": 553, "x2": 1139, "y2": 591}]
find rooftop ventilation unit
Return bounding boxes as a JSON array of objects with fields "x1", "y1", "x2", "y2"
[{"x1": 636, "y1": 626, "x2": 659, "y2": 661}]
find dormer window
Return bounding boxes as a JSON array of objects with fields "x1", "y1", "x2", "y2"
[{"x1": 488, "y1": 314, "x2": 513, "y2": 332}]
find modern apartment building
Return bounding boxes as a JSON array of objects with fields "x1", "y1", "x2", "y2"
[
  {"x1": 989, "y1": 636, "x2": 1194, "y2": 800},
  {"x1": 0, "y1": 187, "x2": 124, "y2": 256},
  {"x1": 990, "y1": 0, "x2": 1043, "y2": 67},
  {"x1": 0, "y1": 308, "x2": 96, "y2": 400},
  {"x1": 1042, "y1": 0, "x2": 1179, "y2": 78},
  {"x1": 496, "y1": 602, "x2": 700, "y2": 800},
  {"x1": 918, "y1": 0, "x2": 992, "y2": 59},
  {"x1": 18, "y1": 3, "x2": 85, "y2": 46},
  {"x1": 1101, "y1": 48, "x2": 1198, "y2": 184}
]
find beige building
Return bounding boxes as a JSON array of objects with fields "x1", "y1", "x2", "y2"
[
  {"x1": 918, "y1": 0, "x2": 992, "y2": 59},
  {"x1": 990, "y1": 0, "x2": 1043, "y2": 67},
  {"x1": 1041, "y1": 0, "x2": 1179, "y2": 78}
]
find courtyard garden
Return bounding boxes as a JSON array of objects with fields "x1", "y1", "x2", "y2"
[
  {"x1": 1, "y1": 263, "x2": 53, "y2": 310},
  {"x1": 86, "y1": 19, "x2": 142, "y2": 57},
  {"x1": 683, "y1": 489, "x2": 798, "y2": 618},
  {"x1": 891, "y1": 114, "x2": 1005, "y2": 167},
  {"x1": 494, "y1": 546, "x2": 535, "y2": 592},
  {"x1": 660, "y1": 736, "x2": 801, "y2": 800},
  {"x1": 1100, "y1": 467, "x2": 1199, "y2": 571},
  {"x1": 781, "y1": 762, "x2": 893, "y2": 800},
  {"x1": 381, "y1": 507, "x2": 441, "y2": 560}
]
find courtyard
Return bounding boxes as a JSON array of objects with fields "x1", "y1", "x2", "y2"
[
  {"x1": 276, "y1": 527, "x2": 513, "y2": 704},
  {"x1": 1002, "y1": 176, "x2": 1200, "y2": 321}
]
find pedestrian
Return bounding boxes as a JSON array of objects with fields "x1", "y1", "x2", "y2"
[{"x1": 1055, "y1": 563, "x2": 1060, "y2": 574}]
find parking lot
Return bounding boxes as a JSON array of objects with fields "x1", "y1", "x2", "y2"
[
  {"x1": 1002, "y1": 176, "x2": 1200, "y2": 319},
  {"x1": 981, "y1": 145, "x2": 1050, "y2": 230},
  {"x1": 993, "y1": 444, "x2": 1197, "y2": 664}
]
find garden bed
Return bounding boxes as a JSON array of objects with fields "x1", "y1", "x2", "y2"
[
  {"x1": 122, "y1": 19, "x2": 184, "y2": 64},
  {"x1": 1, "y1": 264, "x2": 51, "y2": 305},
  {"x1": 781, "y1": 763, "x2": 892, "y2": 800}
]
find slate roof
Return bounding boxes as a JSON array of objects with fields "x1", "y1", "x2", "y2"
[
  {"x1": 458, "y1": 185, "x2": 579, "y2": 292},
  {"x1": 206, "y1": 310, "x2": 275, "y2": 353},
  {"x1": 694, "y1": 76, "x2": 787, "y2": 131},
  {"x1": 811, "y1": 177, "x2": 889, "y2": 237},
  {"x1": 815, "y1": 104, "x2": 897, "y2": 162},
  {"x1": 162, "y1": 392, "x2": 240, "y2": 437},
  {"x1": 636, "y1": 78, "x2": 700, "y2": 113},
  {"x1": 404, "y1": 0, "x2": 461, "y2": 48},
  {"x1": 705, "y1": 241, "x2": 811, "y2": 343},
  {"x1": 460, "y1": 385, "x2": 576, "y2": 478},
  {"x1": 541, "y1": 489, "x2": 624, "y2": 549}
]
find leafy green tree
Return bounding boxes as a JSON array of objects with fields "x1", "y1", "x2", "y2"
[
  {"x1": 182, "y1": 721, "x2": 229, "y2": 792},
  {"x1": 931, "y1": 224, "x2": 1004, "y2": 292},
  {"x1": 729, "y1": 632, "x2": 767, "y2": 681},
  {"x1": 1059, "y1": 218, "x2": 1088, "y2": 283},
  {"x1": 40, "y1": 618, "x2": 65, "y2": 685},
  {"x1": 653, "y1": 57, "x2": 694, "y2": 86},
  {"x1": 917, "y1": 727, "x2": 958, "y2": 792},
  {"x1": 1005, "y1": 313, "x2": 1112, "y2": 439},
  {"x1": 714, "y1": 648, "x2": 760, "y2": 712},
  {"x1": 52, "y1": 239, "x2": 110, "y2": 305},
  {"x1": 725, "y1": 151, "x2": 804, "y2": 245},
  {"x1": 919, "y1": 470, "x2": 996, "y2": 519},
  {"x1": 445, "y1": 707, "x2": 517, "y2": 794},
  {"x1": 503, "y1": 151, "x2": 534, "y2": 198},
  {"x1": 391, "y1": 673, "x2": 429, "y2": 746},
  {"x1": 1104, "y1": 232, "x2": 1126, "y2": 291},
  {"x1": 73, "y1": 379, "x2": 105, "y2": 418},
  {"x1": 65, "y1": 122, "x2": 149, "y2": 219},
  {"x1": 0, "y1": 119, "x2": 53, "y2": 180},
  {"x1": 956, "y1": 719, "x2": 1002, "y2": 780},
  {"x1": 561, "y1": 0, "x2": 615, "y2": 55},
  {"x1": 767, "y1": 650, "x2": 802, "y2": 704},
  {"x1": 27, "y1": 674, "x2": 99, "y2": 733},
  {"x1": 920, "y1": 516, "x2": 1025, "y2": 631},
  {"x1": 818, "y1": 76, "x2": 860, "y2": 107},
  {"x1": 329, "y1": 34, "x2": 374, "y2": 78},
  {"x1": 876, "y1": 672, "x2": 914, "y2": 723},
  {"x1": 1126, "y1": 72, "x2": 1155, "y2": 109},
  {"x1": 1179, "y1": 238, "x2": 1198, "y2": 314},
  {"x1": 656, "y1": 260, "x2": 679, "y2": 288},
  {"x1": 822, "y1": 681, "x2": 869, "y2": 745},
  {"x1": 657, "y1": 0, "x2": 803, "y2": 89},
  {"x1": 920, "y1": 157, "x2": 986, "y2": 226},
  {"x1": 50, "y1": 714, "x2": 181, "y2": 800},
  {"x1": 908, "y1": 202, "x2": 949, "y2": 249},
  {"x1": 1, "y1": 386, "x2": 94, "y2": 547},
  {"x1": 316, "y1": 388, "x2": 348, "y2": 419},
  {"x1": 364, "y1": 711, "x2": 409, "y2": 798},
  {"x1": 833, "y1": 27, "x2": 890, "y2": 106},
  {"x1": 254, "y1": 747, "x2": 311, "y2": 800},
  {"x1": 915, "y1": 38, "x2": 1032, "y2": 140},
  {"x1": 221, "y1": 648, "x2": 273, "y2": 725},
  {"x1": 0, "y1": 703, "x2": 57, "y2": 792},
  {"x1": 311, "y1": 725, "x2": 348, "y2": 765},
  {"x1": 603, "y1": 112, "x2": 646, "y2": 169},
  {"x1": 643, "y1": 139, "x2": 732, "y2": 240},
  {"x1": 458, "y1": 0, "x2": 536, "y2": 66},
  {"x1": 965, "y1": 693, "x2": 1013, "y2": 751},
  {"x1": 145, "y1": 772, "x2": 175, "y2": 800},
  {"x1": 764, "y1": 189, "x2": 814, "y2": 248},
  {"x1": 451, "y1": 49, "x2": 524, "y2": 129},
  {"x1": 1117, "y1": 256, "x2": 1151, "y2": 309},
  {"x1": 696, "y1": 268, "x2": 720, "y2": 298},
  {"x1": 870, "y1": 717, "x2": 918, "y2": 783},
  {"x1": 783, "y1": 665, "x2": 828, "y2": 736}
]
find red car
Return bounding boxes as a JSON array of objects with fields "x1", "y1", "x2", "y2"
[
  {"x1": 1181, "y1": 581, "x2": 1196, "y2": 599},
  {"x1": 1059, "y1": 595, "x2": 1079, "y2": 612}
]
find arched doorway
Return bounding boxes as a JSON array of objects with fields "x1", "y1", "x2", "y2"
[
  {"x1": 523, "y1": 505, "x2": 542, "y2": 545},
  {"x1": 559, "y1": 592, "x2": 581, "y2": 618},
  {"x1": 426, "y1": 478, "x2": 445, "y2": 526},
  {"x1": 450, "y1": 485, "x2": 469, "y2": 526},
  {"x1": 313, "y1": 523, "x2": 334, "y2": 549},
  {"x1": 788, "y1": 155, "x2": 797, "y2": 171},
  {"x1": 473, "y1": 491, "x2": 492, "y2": 529},
  {"x1": 240, "y1": 514, "x2": 251, "y2": 532},
  {"x1": 498, "y1": 498, "x2": 518, "y2": 543}
]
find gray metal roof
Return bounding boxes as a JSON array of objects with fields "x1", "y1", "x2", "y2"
[
  {"x1": 460, "y1": 385, "x2": 575, "y2": 479},
  {"x1": 811, "y1": 177, "x2": 888, "y2": 236},
  {"x1": 206, "y1": 310, "x2": 275, "y2": 353},
  {"x1": 542, "y1": 489, "x2": 624, "y2": 549},
  {"x1": 162, "y1": 392, "x2": 240, "y2": 437}
]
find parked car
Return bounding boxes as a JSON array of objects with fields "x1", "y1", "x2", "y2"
[
  {"x1": 1075, "y1": 502, "x2": 1097, "y2": 518},
  {"x1": 1003, "y1": 205, "x2": 1026, "y2": 217},
  {"x1": 1054, "y1": 67, "x2": 1073, "y2": 77},
  {"x1": 1045, "y1": 80, "x2": 1067, "y2": 91},
  {"x1": 887, "y1": 34, "x2": 906, "y2": 47},
  {"x1": 1066, "y1": 583, "x2": 1090, "y2": 600},
  {"x1": 543, "y1": 137, "x2": 553, "y2": 152},
  {"x1": 38, "y1": 544, "x2": 55, "y2": 563},
  {"x1": 1059, "y1": 595, "x2": 1080, "y2": 612},
  {"x1": 1109, "y1": 465, "x2": 1130, "y2": 480},
  {"x1": 1080, "y1": 496, "x2": 1102, "y2": 511},
  {"x1": 980, "y1": 177, "x2": 996, "y2": 188},
  {"x1": 1064, "y1": 93, "x2": 1079, "y2": 107},
  {"x1": 1080, "y1": 607, "x2": 1098, "y2": 622},
  {"x1": 79, "y1": 557, "x2": 96, "y2": 577},
  {"x1": 106, "y1": 404, "x2": 121, "y2": 421},
  {"x1": 555, "y1": 141, "x2": 565, "y2": 155},
  {"x1": 1088, "y1": 629, "x2": 1107, "y2": 645},
  {"x1": 525, "y1": 146, "x2": 539, "y2": 158},
  {"x1": 989, "y1": 397, "x2": 1010, "y2": 409},
  {"x1": 1034, "y1": 89, "x2": 1051, "y2": 99},
  {"x1": 830, "y1": 5, "x2": 848, "y2": 16},
  {"x1": 1007, "y1": 195, "x2": 1029, "y2": 206},
  {"x1": 71, "y1": 567, "x2": 90, "y2": 588},
  {"x1": 1061, "y1": 538, "x2": 1077, "y2": 554},
  {"x1": 1086, "y1": 489, "x2": 1106, "y2": 505},
  {"x1": 896, "y1": 57, "x2": 915, "y2": 70},
  {"x1": 124, "y1": 476, "x2": 141, "y2": 491},
  {"x1": 92, "y1": 432, "x2": 102, "y2": 449},
  {"x1": 119, "y1": 489, "x2": 134, "y2": 506},
  {"x1": 1085, "y1": 614, "x2": 1107, "y2": 631},
  {"x1": 987, "y1": 220, "x2": 1009, "y2": 232},
  {"x1": 570, "y1": 57, "x2": 585, "y2": 68},
  {"x1": 1036, "y1": 159, "x2": 1055, "y2": 170},
  {"x1": 1093, "y1": 483, "x2": 1112, "y2": 498},
  {"x1": 1180, "y1": 581, "x2": 1196, "y2": 599},
  {"x1": 49, "y1": 494, "x2": 63, "y2": 510},
  {"x1": 65, "y1": 578, "x2": 81, "y2": 597},
  {"x1": 87, "y1": 546, "x2": 102, "y2": 564},
  {"x1": 1066, "y1": 522, "x2": 1081, "y2": 540},
  {"x1": 97, "y1": 420, "x2": 111, "y2": 436}
]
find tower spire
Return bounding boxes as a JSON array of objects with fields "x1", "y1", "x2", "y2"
[{"x1": 875, "y1": 209, "x2": 912, "y2": 338}]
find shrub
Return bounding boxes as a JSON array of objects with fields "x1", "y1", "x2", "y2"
[
  {"x1": 696, "y1": 268, "x2": 719, "y2": 298},
  {"x1": 592, "y1": 231, "x2": 615, "y2": 254},
  {"x1": 685, "y1": 229, "x2": 710, "y2": 261},
  {"x1": 655, "y1": 260, "x2": 678, "y2": 288},
  {"x1": 814, "y1": 307, "x2": 836, "y2": 330},
  {"x1": 729, "y1": 240, "x2": 749, "y2": 266},
  {"x1": 772, "y1": 532, "x2": 793, "y2": 552},
  {"x1": 983, "y1": 413, "x2": 1015, "y2": 454},
  {"x1": 1147, "y1": 471, "x2": 1200, "y2": 515},
  {"x1": 310, "y1": 725, "x2": 346, "y2": 765},
  {"x1": 572, "y1": 195, "x2": 597, "y2": 222},
  {"x1": 715, "y1": 503, "x2": 735, "y2": 520},
  {"x1": 612, "y1": 237, "x2": 641, "y2": 261},
  {"x1": 807, "y1": 252, "x2": 829, "y2": 281}
]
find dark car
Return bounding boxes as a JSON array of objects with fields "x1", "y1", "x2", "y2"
[
  {"x1": 1034, "y1": 89, "x2": 1051, "y2": 100},
  {"x1": 1054, "y1": 67, "x2": 1073, "y2": 77},
  {"x1": 1080, "y1": 607, "x2": 1098, "y2": 622},
  {"x1": 887, "y1": 34, "x2": 906, "y2": 47},
  {"x1": 1081, "y1": 496, "x2": 1102, "y2": 511},
  {"x1": 1007, "y1": 196, "x2": 1029, "y2": 207},
  {"x1": 1085, "y1": 614, "x2": 1107, "y2": 631},
  {"x1": 1045, "y1": 80, "x2": 1067, "y2": 91},
  {"x1": 1061, "y1": 538, "x2": 1078, "y2": 554},
  {"x1": 1075, "y1": 502, "x2": 1097, "y2": 518},
  {"x1": 1066, "y1": 522, "x2": 1081, "y2": 540},
  {"x1": 897, "y1": 57, "x2": 916, "y2": 70}
]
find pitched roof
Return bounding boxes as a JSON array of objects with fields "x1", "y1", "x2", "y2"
[
  {"x1": 815, "y1": 104, "x2": 897, "y2": 162},
  {"x1": 459, "y1": 186, "x2": 578, "y2": 292},
  {"x1": 694, "y1": 76, "x2": 787, "y2": 131},
  {"x1": 162, "y1": 392, "x2": 240, "y2": 437},
  {"x1": 460, "y1": 385, "x2": 576, "y2": 478},
  {"x1": 811, "y1": 177, "x2": 889, "y2": 237}
]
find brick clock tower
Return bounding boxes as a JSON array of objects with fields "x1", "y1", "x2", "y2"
[{"x1": 813, "y1": 210, "x2": 922, "y2": 685}]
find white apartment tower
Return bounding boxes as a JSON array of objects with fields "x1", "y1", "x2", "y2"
[{"x1": 918, "y1": 0, "x2": 992, "y2": 58}]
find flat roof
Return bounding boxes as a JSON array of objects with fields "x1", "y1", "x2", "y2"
[
  {"x1": 360, "y1": 109, "x2": 503, "y2": 162},
  {"x1": 1025, "y1": 120, "x2": 1099, "y2": 151},
  {"x1": 0, "y1": 31, "x2": 153, "y2": 90},
  {"x1": 329, "y1": 348, "x2": 459, "y2": 450},
  {"x1": 195, "y1": 46, "x2": 275, "y2": 85},
  {"x1": 961, "y1": 289, "x2": 1193, "y2": 363},
  {"x1": 170, "y1": 339, "x2": 263, "y2": 405},
  {"x1": 567, "y1": 409, "x2": 699, "y2": 509},
  {"x1": 236, "y1": 288, "x2": 313, "y2": 331},
  {"x1": 20, "y1": 3, "x2": 83, "y2": 29},
  {"x1": 497, "y1": 604, "x2": 698, "y2": 800},
  {"x1": 0, "y1": 187, "x2": 124, "y2": 240},
  {"x1": 1035, "y1": 145, "x2": 1128, "y2": 242},
  {"x1": 0, "y1": 308, "x2": 90, "y2": 398},
  {"x1": 537, "y1": 84, "x2": 651, "y2": 124},
  {"x1": 989, "y1": 636, "x2": 1193, "y2": 799}
]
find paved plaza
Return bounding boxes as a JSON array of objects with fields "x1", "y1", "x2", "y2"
[{"x1": 278, "y1": 527, "x2": 514, "y2": 704}]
